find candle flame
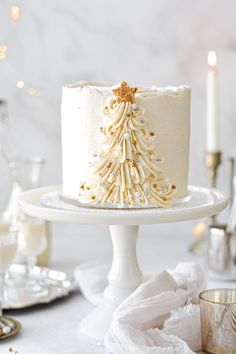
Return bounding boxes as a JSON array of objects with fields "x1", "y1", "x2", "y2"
[{"x1": 208, "y1": 51, "x2": 217, "y2": 68}]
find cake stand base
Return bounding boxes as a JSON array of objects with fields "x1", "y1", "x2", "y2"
[
  {"x1": 18, "y1": 185, "x2": 228, "y2": 346},
  {"x1": 79, "y1": 225, "x2": 141, "y2": 345},
  {"x1": 78, "y1": 302, "x2": 115, "y2": 346}
]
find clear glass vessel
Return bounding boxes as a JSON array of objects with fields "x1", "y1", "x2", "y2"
[
  {"x1": 200, "y1": 288, "x2": 236, "y2": 353},
  {"x1": 0, "y1": 227, "x2": 17, "y2": 315},
  {"x1": 17, "y1": 216, "x2": 48, "y2": 298}
]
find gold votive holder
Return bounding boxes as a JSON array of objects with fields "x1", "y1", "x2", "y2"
[{"x1": 199, "y1": 288, "x2": 236, "y2": 353}]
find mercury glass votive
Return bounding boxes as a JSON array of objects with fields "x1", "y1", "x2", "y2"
[{"x1": 199, "y1": 288, "x2": 236, "y2": 353}]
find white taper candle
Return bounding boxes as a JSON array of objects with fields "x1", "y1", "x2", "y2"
[{"x1": 206, "y1": 51, "x2": 220, "y2": 152}]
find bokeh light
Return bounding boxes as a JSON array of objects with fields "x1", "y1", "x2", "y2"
[
  {"x1": 27, "y1": 87, "x2": 37, "y2": 96},
  {"x1": 0, "y1": 44, "x2": 7, "y2": 60},
  {"x1": 10, "y1": 5, "x2": 21, "y2": 21},
  {"x1": 17, "y1": 80, "x2": 24, "y2": 88}
]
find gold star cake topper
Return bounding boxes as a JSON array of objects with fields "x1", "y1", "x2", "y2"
[{"x1": 112, "y1": 81, "x2": 137, "y2": 104}]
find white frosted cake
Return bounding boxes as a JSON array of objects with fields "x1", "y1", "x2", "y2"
[{"x1": 61, "y1": 81, "x2": 191, "y2": 208}]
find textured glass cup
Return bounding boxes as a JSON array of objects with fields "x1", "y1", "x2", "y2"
[{"x1": 200, "y1": 289, "x2": 236, "y2": 353}]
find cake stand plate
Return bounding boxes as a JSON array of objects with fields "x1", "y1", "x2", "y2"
[
  {"x1": 20, "y1": 185, "x2": 227, "y2": 225},
  {"x1": 19, "y1": 185, "x2": 228, "y2": 345}
]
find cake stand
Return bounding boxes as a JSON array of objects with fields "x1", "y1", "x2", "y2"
[{"x1": 19, "y1": 185, "x2": 228, "y2": 345}]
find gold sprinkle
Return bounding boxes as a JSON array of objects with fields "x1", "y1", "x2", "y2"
[
  {"x1": 80, "y1": 184, "x2": 85, "y2": 190},
  {"x1": 91, "y1": 195, "x2": 96, "y2": 200},
  {"x1": 172, "y1": 184, "x2": 176, "y2": 189},
  {"x1": 150, "y1": 132, "x2": 155, "y2": 136},
  {"x1": 127, "y1": 113, "x2": 131, "y2": 117},
  {"x1": 110, "y1": 131, "x2": 114, "y2": 135},
  {"x1": 107, "y1": 162, "x2": 112, "y2": 168},
  {"x1": 163, "y1": 197, "x2": 167, "y2": 201},
  {"x1": 153, "y1": 184, "x2": 157, "y2": 188}
]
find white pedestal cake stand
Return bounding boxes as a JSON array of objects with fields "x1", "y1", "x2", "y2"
[{"x1": 19, "y1": 185, "x2": 228, "y2": 346}]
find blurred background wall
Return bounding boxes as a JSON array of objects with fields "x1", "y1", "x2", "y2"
[{"x1": 0, "y1": 0, "x2": 236, "y2": 211}]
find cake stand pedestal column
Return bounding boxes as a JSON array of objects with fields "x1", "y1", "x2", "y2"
[
  {"x1": 104, "y1": 225, "x2": 142, "y2": 301},
  {"x1": 79, "y1": 225, "x2": 142, "y2": 344},
  {"x1": 19, "y1": 185, "x2": 228, "y2": 346}
]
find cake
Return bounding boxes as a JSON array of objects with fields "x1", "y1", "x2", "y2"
[{"x1": 61, "y1": 81, "x2": 191, "y2": 208}]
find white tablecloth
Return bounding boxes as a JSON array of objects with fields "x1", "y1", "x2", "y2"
[{"x1": 1, "y1": 222, "x2": 235, "y2": 354}]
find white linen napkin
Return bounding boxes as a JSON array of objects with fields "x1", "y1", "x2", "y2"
[{"x1": 74, "y1": 262, "x2": 204, "y2": 353}]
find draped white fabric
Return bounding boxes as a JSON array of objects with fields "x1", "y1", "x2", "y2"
[{"x1": 74, "y1": 262, "x2": 204, "y2": 353}]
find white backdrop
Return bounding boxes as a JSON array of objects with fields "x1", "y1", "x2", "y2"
[{"x1": 0, "y1": 0, "x2": 236, "y2": 213}]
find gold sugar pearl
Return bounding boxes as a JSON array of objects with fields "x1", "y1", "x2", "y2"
[
  {"x1": 110, "y1": 131, "x2": 114, "y2": 135},
  {"x1": 163, "y1": 197, "x2": 167, "y2": 201},
  {"x1": 153, "y1": 184, "x2": 157, "y2": 188},
  {"x1": 91, "y1": 195, "x2": 96, "y2": 200},
  {"x1": 172, "y1": 184, "x2": 176, "y2": 189}
]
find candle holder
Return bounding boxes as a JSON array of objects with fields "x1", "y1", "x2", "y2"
[
  {"x1": 205, "y1": 151, "x2": 221, "y2": 225},
  {"x1": 189, "y1": 151, "x2": 222, "y2": 254},
  {"x1": 205, "y1": 151, "x2": 221, "y2": 188}
]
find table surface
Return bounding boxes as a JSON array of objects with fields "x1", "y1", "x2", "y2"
[{"x1": 1, "y1": 221, "x2": 235, "y2": 354}]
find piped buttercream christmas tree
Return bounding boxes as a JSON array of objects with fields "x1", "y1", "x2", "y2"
[{"x1": 79, "y1": 81, "x2": 176, "y2": 207}]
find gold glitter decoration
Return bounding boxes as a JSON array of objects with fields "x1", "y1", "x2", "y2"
[{"x1": 113, "y1": 81, "x2": 137, "y2": 104}]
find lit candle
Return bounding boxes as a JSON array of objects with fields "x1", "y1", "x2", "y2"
[{"x1": 206, "y1": 51, "x2": 220, "y2": 152}]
